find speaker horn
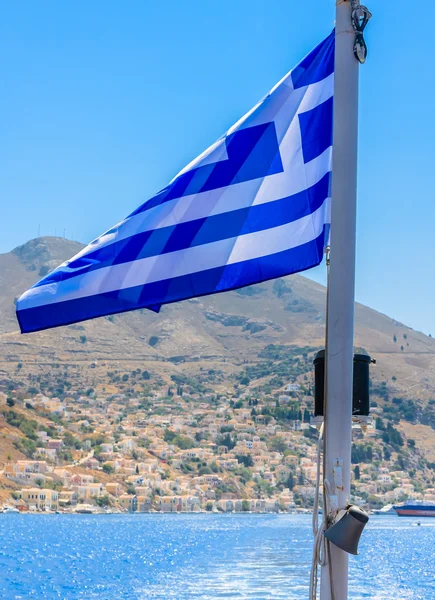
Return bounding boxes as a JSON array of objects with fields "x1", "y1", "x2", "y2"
[{"x1": 324, "y1": 505, "x2": 369, "y2": 556}]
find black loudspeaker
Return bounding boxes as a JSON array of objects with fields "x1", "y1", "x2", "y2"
[
  {"x1": 324, "y1": 505, "x2": 369, "y2": 555},
  {"x1": 313, "y1": 351, "x2": 374, "y2": 418}
]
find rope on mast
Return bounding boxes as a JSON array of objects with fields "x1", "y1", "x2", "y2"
[
  {"x1": 309, "y1": 423, "x2": 326, "y2": 600},
  {"x1": 309, "y1": 251, "x2": 336, "y2": 600}
]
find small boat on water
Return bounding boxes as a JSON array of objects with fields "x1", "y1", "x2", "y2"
[
  {"x1": 394, "y1": 503, "x2": 435, "y2": 518},
  {"x1": 2, "y1": 506, "x2": 20, "y2": 514},
  {"x1": 74, "y1": 504, "x2": 96, "y2": 514},
  {"x1": 373, "y1": 504, "x2": 396, "y2": 516}
]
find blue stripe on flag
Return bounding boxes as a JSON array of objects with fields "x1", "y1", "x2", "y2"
[
  {"x1": 17, "y1": 229, "x2": 327, "y2": 333},
  {"x1": 291, "y1": 30, "x2": 335, "y2": 90},
  {"x1": 299, "y1": 97, "x2": 333, "y2": 164},
  {"x1": 34, "y1": 174, "x2": 330, "y2": 288},
  {"x1": 131, "y1": 121, "x2": 284, "y2": 215}
]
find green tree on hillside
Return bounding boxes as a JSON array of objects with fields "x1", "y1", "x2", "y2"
[
  {"x1": 96, "y1": 495, "x2": 110, "y2": 507},
  {"x1": 174, "y1": 435, "x2": 195, "y2": 450}
]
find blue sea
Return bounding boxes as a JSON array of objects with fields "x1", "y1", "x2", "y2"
[{"x1": 0, "y1": 514, "x2": 434, "y2": 599}]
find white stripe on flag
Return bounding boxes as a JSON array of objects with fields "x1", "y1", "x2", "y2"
[
  {"x1": 19, "y1": 200, "x2": 330, "y2": 310},
  {"x1": 61, "y1": 146, "x2": 332, "y2": 269}
]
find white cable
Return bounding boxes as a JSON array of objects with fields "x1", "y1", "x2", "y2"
[{"x1": 309, "y1": 423, "x2": 326, "y2": 600}]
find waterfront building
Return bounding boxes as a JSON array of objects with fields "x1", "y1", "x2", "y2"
[{"x1": 19, "y1": 488, "x2": 59, "y2": 511}]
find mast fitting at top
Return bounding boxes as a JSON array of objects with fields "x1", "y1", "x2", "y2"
[{"x1": 350, "y1": 1, "x2": 372, "y2": 63}]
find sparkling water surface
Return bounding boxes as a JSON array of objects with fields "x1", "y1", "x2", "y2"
[{"x1": 0, "y1": 514, "x2": 434, "y2": 599}]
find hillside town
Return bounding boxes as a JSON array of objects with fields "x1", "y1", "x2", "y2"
[{"x1": 1, "y1": 362, "x2": 434, "y2": 514}]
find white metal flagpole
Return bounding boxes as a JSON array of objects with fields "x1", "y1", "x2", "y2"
[{"x1": 319, "y1": 1, "x2": 370, "y2": 598}]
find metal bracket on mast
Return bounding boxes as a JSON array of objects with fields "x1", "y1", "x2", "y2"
[
  {"x1": 350, "y1": 1, "x2": 372, "y2": 63},
  {"x1": 325, "y1": 246, "x2": 331, "y2": 268}
]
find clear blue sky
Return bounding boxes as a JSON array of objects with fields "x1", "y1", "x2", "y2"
[{"x1": 1, "y1": 1, "x2": 434, "y2": 335}]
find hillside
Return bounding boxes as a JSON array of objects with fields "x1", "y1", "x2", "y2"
[{"x1": 1, "y1": 237, "x2": 435, "y2": 403}]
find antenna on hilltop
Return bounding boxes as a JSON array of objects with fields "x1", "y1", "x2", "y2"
[{"x1": 38, "y1": 224, "x2": 41, "y2": 237}]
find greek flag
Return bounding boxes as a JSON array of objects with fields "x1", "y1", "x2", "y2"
[{"x1": 17, "y1": 32, "x2": 334, "y2": 333}]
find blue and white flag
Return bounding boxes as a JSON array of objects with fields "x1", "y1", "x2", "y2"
[{"x1": 17, "y1": 32, "x2": 334, "y2": 333}]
